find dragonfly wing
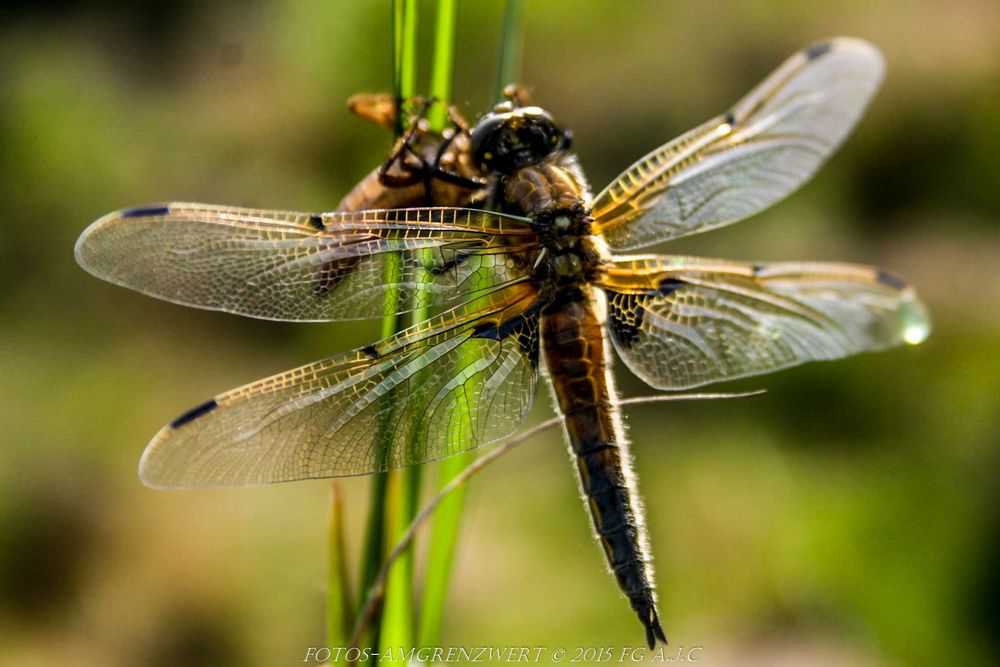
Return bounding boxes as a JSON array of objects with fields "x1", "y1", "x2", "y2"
[
  {"x1": 598, "y1": 256, "x2": 930, "y2": 390},
  {"x1": 76, "y1": 203, "x2": 538, "y2": 321},
  {"x1": 139, "y1": 284, "x2": 543, "y2": 487},
  {"x1": 591, "y1": 38, "x2": 884, "y2": 250}
]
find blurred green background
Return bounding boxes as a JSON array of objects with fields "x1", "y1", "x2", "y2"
[{"x1": 2, "y1": 1, "x2": 999, "y2": 665}]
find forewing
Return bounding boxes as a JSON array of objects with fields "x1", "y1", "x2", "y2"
[
  {"x1": 591, "y1": 38, "x2": 884, "y2": 249},
  {"x1": 76, "y1": 203, "x2": 538, "y2": 321},
  {"x1": 139, "y1": 285, "x2": 542, "y2": 487},
  {"x1": 598, "y1": 256, "x2": 930, "y2": 390}
]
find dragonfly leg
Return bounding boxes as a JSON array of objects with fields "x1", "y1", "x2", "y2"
[
  {"x1": 376, "y1": 97, "x2": 435, "y2": 187},
  {"x1": 502, "y1": 83, "x2": 532, "y2": 108}
]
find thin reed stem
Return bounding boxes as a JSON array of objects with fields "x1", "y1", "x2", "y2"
[
  {"x1": 416, "y1": 0, "x2": 461, "y2": 648},
  {"x1": 326, "y1": 484, "x2": 354, "y2": 648},
  {"x1": 377, "y1": 1, "x2": 421, "y2": 663},
  {"x1": 495, "y1": 0, "x2": 524, "y2": 101}
]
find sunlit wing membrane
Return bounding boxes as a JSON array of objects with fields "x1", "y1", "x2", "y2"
[
  {"x1": 139, "y1": 283, "x2": 542, "y2": 487},
  {"x1": 597, "y1": 255, "x2": 930, "y2": 390},
  {"x1": 75, "y1": 203, "x2": 538, "y2": 322},
  {"x1": 591, "y1": 37, "x2": 884, "y2": 250}
]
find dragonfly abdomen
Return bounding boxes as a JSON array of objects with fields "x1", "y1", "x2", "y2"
[{"x1": 542, "y1": 290, "x2": 666, "y2": 648}]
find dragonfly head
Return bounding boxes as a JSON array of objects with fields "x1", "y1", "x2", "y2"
[{"x1": 470, "y1": 104, "x2": 572, "y2": 176}]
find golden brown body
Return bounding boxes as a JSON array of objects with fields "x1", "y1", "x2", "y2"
[
  {"x1": 541, "y1": 293, "x2": 663, "y2": 645},
  {"x1": 501, "y1": 159, "x2": 666, "y2": 646}
]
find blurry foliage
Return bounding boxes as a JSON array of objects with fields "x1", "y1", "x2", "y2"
[{"x1": 1, "y1": 1, "x2": 999, "y2": 666}]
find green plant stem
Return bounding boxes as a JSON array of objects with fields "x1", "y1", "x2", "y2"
[
  {"x1": 415, "y1": 0, "x2": 462, "y2": 648},
  {"x1": 339, "y1": 2, "x2": 417, "y2": 655},
  {"x1": 343, "y1": 0, "x2": 523, "y2": 656},
  {"x1": 418, "y1": 0, "x2": 526, "y2": 646},
  {"x1": 327, "y1": 484, "x2": 354, "y2": 648},
  {"x1": 426, "y1": 0, "x2": 457, "y2": 132},
  {"x1": 495, "y1": 0, "x2": 524, "y2": 100},
  {"x1": 355, "y1": 252, "x2": 401, "y2": 658},
  {"x1": 377, "y1": 1, "x2": 420, "y2": 663},
  {"x1": 392, "y1": 0, "x2": 418, "y2": 137}
]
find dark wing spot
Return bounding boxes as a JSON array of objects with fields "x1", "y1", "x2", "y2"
[
  {"x1": 170, "y1": 399, "x2": 218, "y2": 429},
  {"x1": 751, "y1": 263, "x2": 766, "y2": 276},
  {"x1": 308, "y1": 215, "x2": 324, "y2": 230},
  {"x1": 876, "y1": 268, "x2": 907, "y2": 291},
  {"x1": 655, "y1": 278, "x2": 685, "y2": 296},
  {"x1": 361, "y1": 344, "x2": 380, "y2": 359},
  {"x1": 472, "y1": 301, "x2": 542, "y2": 341},
  {"x1": 122, "y1": 206, "x2": 170, "y2": 219},
  {"x1": 471, "y1": 301, "x2": 542, "y2": 366},
  {"x1": 497, "y1": 301, "x2": 542, "y2": 338},
  {"x1": 805, "y1": 41, "x2": 833, "y2": 60},
  {"x1": 724, "y1": 111, "x2": 737, "y2": 127},
  {"x1": 607, "y1": 293, "x2": 646, "y2": 350},
  {"x1": 512, "y1": 303, "x2": 542, "y2": 365},
  {"x1": 471, "y1": 320, "x2": 501, "y2": 340}
]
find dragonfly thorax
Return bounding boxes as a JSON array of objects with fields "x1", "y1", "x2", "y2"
[
  {"x1": 496, "y1": 154, "x2": 603, "y2": 295},
  {"x1": 532, "y1": 209, "x2": 606, "y2": 295}
]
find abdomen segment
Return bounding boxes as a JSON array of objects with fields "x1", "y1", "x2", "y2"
[{"x1": 541, "y1": 289, "x2": 666, "y2": 648}]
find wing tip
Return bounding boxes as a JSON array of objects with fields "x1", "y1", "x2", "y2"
[
  {"x1": 811, "y1": 36, "x2": 886, "y2": 76},
  {"x1": 75, "y1": 203, "x2": 172, "y2": 272},
  {"x1": 137, "y1": 463, "x2": 172, "y2": 490},
  {"x1": 74, "y1": 219, "x2": 99, "y2": 272},
  {"x1": 137, "y1": 430, "x2": 175, "y2": 489},
  {"x1": 138, "y1": 398, "x2": 220, "y2": 489},
  {"x1": 872, "y1": 267, "x2": 931, "y2": 346}
]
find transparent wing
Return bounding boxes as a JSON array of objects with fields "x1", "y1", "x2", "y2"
[
  {"x1": 139, "y1": 284, "x2": 543, "y2": 487},
  {"x1": 591, "y1": 37, "x2": 884, "y2": 250},
  {"x1": 598, "y1": 255, "x2": 930, "y2": 390},
  {"x1": 76, "y1": 203, "x2": 538, "y2": 322}
]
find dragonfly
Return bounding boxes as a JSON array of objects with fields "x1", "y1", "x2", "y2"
[{"x1": 75, "y1": 37, "x2": 930, "y2": 647}]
